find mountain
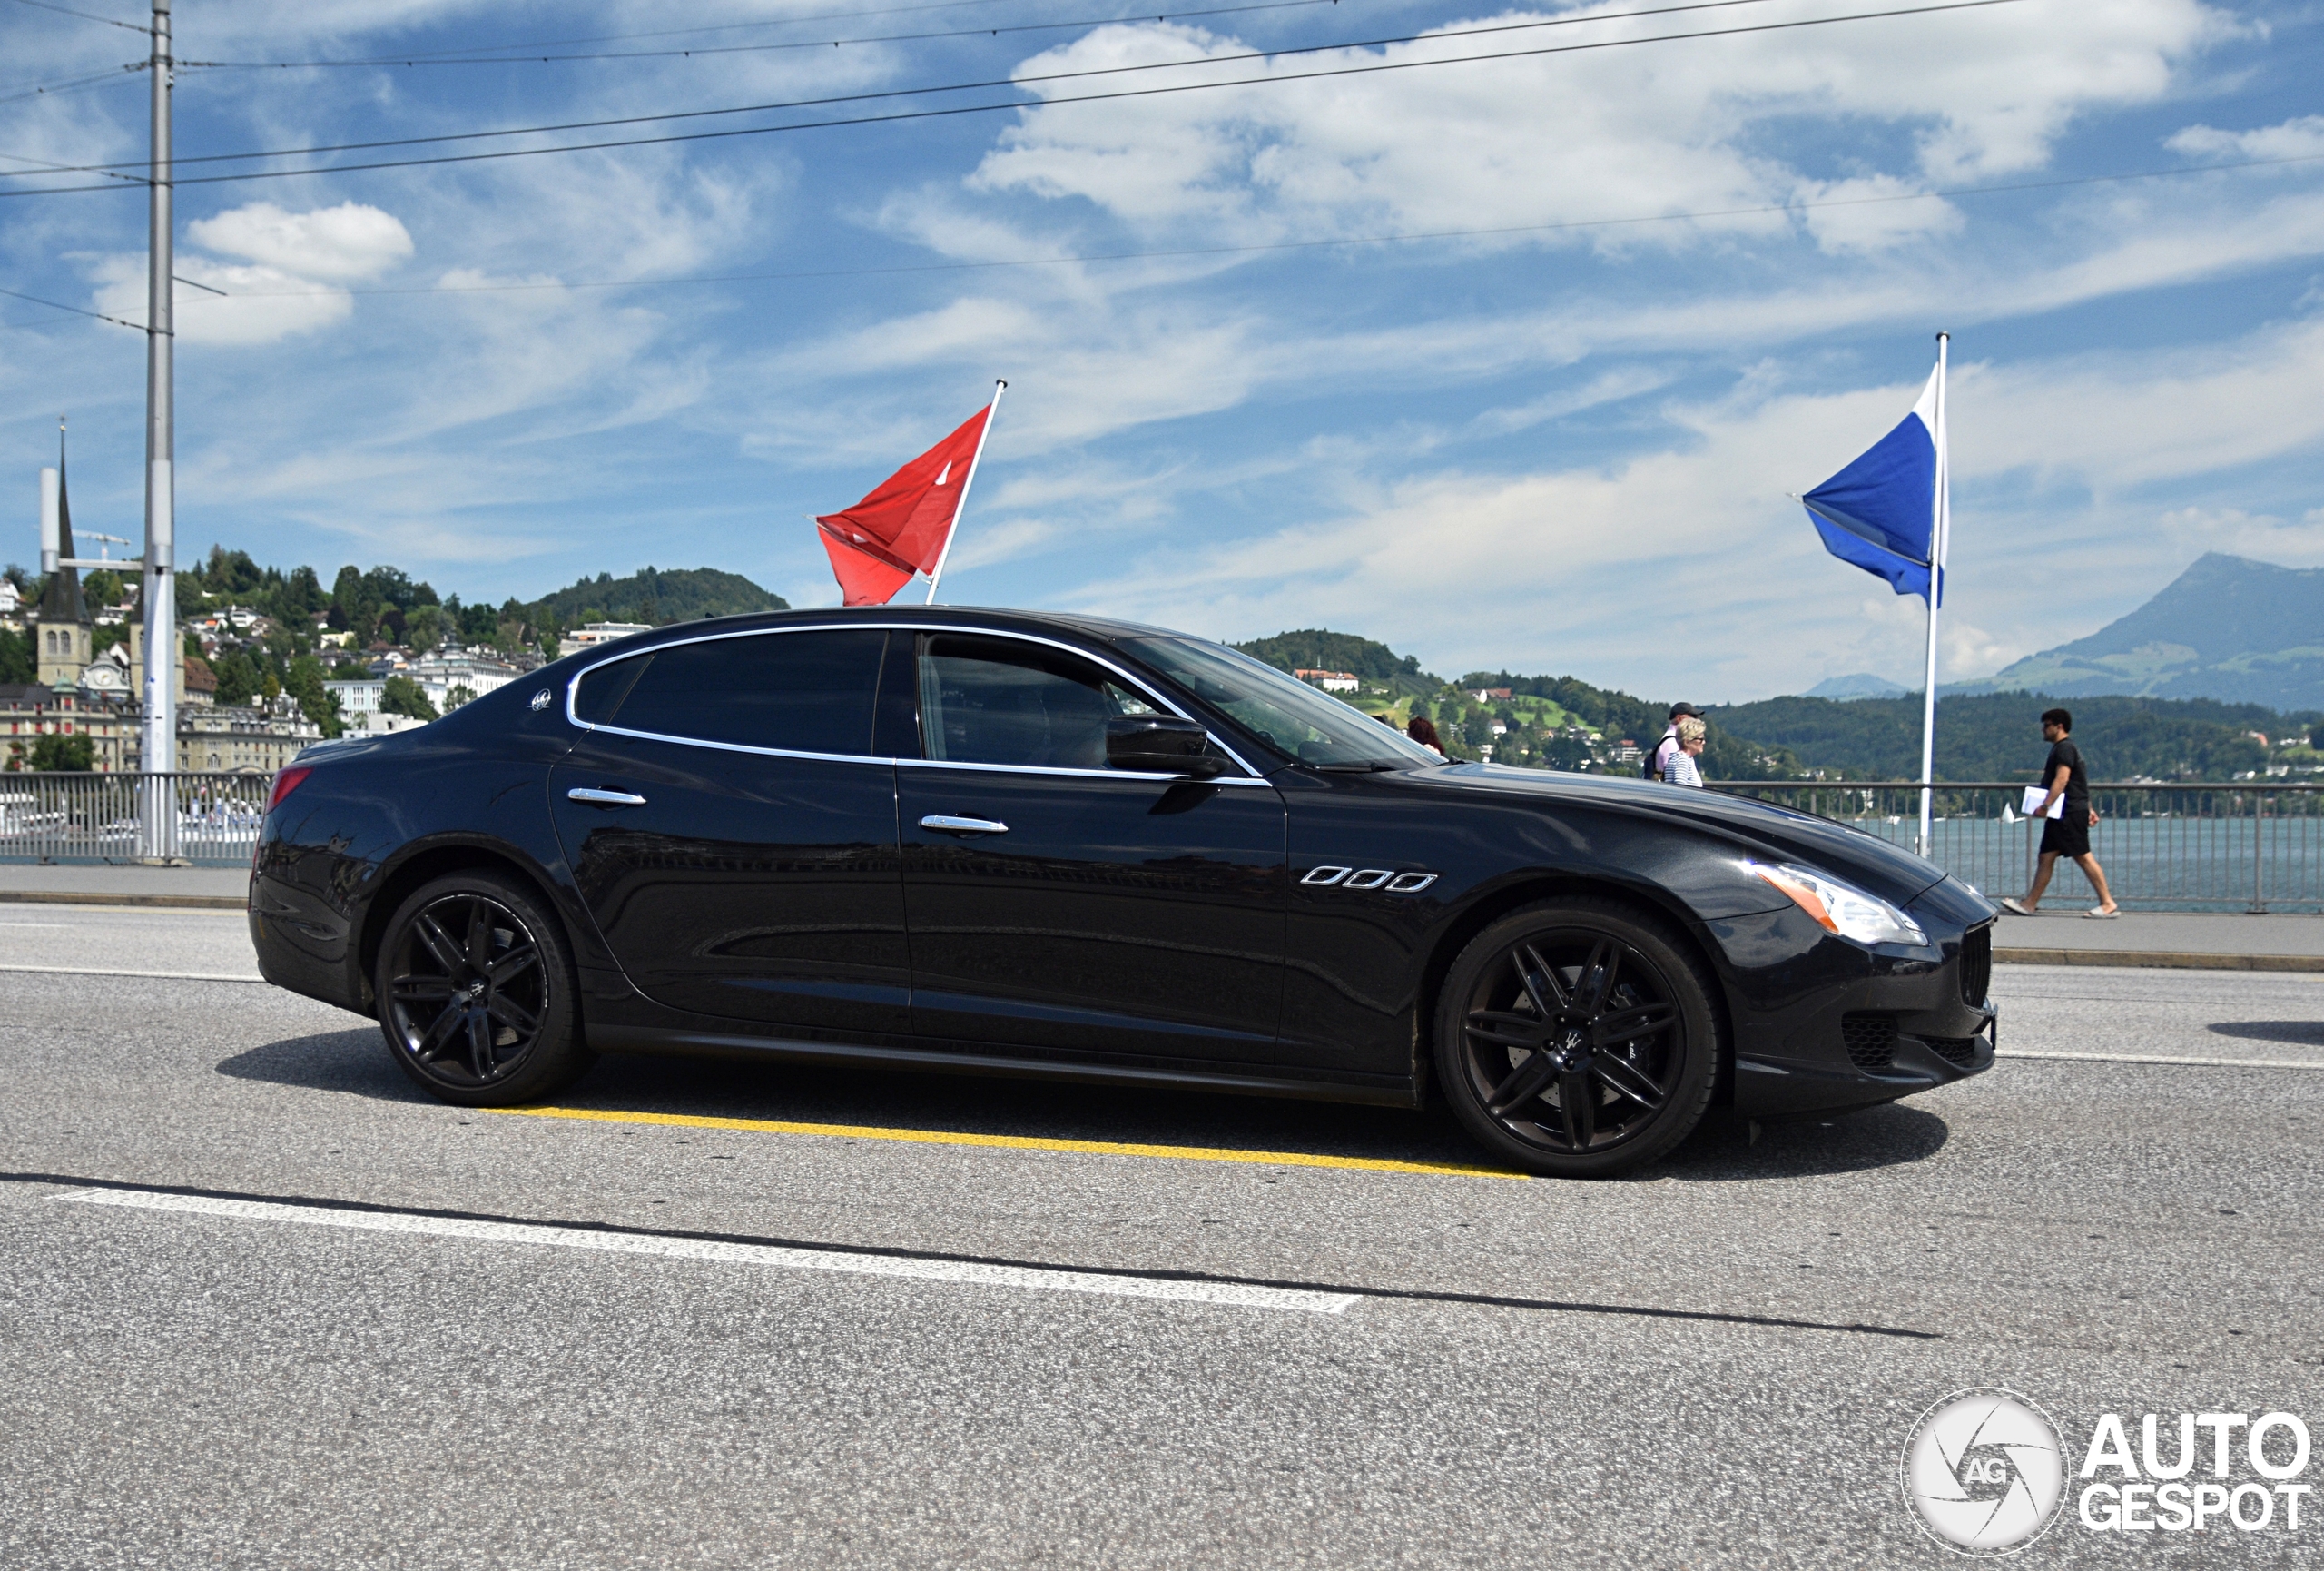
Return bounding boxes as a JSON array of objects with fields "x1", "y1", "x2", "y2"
[
  {"x1": 527, "y1": 566, "x2": 787, "y2": 625},
  {"x1": 1709, "y1": 690, "x2": 2299, "y2": 781},
  {"x1": 1971, "y1": 553, "x2": 2324, "y2": 709},
  {"x1": 1805, "y1": 672, "x2": 1910, "y2": 699}
]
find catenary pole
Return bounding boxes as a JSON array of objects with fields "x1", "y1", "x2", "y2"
[
  {"x1": 1915, "y1": 331, "x2": 1948, "y2": 859},
  {"x1": 139, "y1": 0, "x2": 177, "y2": 861},
  {"x1": 923, "y1": 378, "x2": 1005, "y2": 605}
]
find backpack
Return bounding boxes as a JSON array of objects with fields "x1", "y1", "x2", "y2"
[{"x1": 1643, "y1": 730, "x2": 1674, "y2": 781}]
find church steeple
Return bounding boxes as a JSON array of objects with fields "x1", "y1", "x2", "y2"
[{"x1": 36, "y1": 417, "x2": 92, "y2": 689}]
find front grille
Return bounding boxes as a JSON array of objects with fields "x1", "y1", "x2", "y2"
[
  {"x1": 1959, "y1": 923, "x2": 1993, "y2": 1005},
  {"x1": 1841, "y1": 1013, "x2": 1898, "y2": 1071},
  {"x1": 1924, "y1": 1035, "x2": 1983, "y2": 1067}
]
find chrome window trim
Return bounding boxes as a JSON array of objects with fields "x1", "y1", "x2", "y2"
[{"x1": 562, "y1": 619, "x2": 1267, "y2": 781}]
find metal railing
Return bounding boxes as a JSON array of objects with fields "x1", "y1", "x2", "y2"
[
  {"x1": 1712, "y1": 782, "x2": 2324, "y2": 913},
  {"x1": 0, "y1": 771, "x2": 272, "y2": 867}
]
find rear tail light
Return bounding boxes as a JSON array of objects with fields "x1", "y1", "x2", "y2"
[{"x1": 267, "y1": 766, "x2": 313, "y2": 814}]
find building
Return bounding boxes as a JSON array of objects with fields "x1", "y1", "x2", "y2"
[
  {"x1": 408, "y1": 644, "x2": 523, "y2": 706},
  {"x1": 175, "y1": 697, "x2": 322, "y2": 773},
  {"x1": 1468, "y1": 687, "x2": 1512, "y2": 702},
  {"x1": 558, "y1": 621, "x2": 653, "y2": 658},
  {"x1": 1, "y1": 686, "x2": 135, "y2": 772},
  {"x1": 1294, "y1": 668, "x2": 1360, "y2": 693},
  {"x1": 328, "y1": 644, "x2": 518, "y2": 728}
]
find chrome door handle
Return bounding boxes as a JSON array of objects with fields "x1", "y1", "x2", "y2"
[
  {"x1": 567, "y1": 787, "x2": 647, "y2": 807},
  {"x1": 920, "y1": 814, "x2": 1009, "y2": 835}
]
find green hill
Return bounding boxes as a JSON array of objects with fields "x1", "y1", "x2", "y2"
[
  {"x1": 1709, "y1": 691, "x2": 2306, "y2": 781},
  {"x1": 527, "y1": 566, "x2": 787, "y2": 626}
]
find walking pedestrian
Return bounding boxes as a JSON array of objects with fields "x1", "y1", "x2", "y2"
[
  {"x1": 1406, "y1": 715, "x2": 1445, "y2": 756},
  {"x1": 2000, "y1": 707, "x2": 2120, "y2": 918},
  {"x1": 1664, "y1": 716, "x2": 1708, "y2": 786},
  {"x1": 1649, "y1": 702, "x2": 1702, "y2": 782}
]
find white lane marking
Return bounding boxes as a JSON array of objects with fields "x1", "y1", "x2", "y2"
[
  {"x1": 55, "y1": 1188, "x2": 1357, "y2": 1316},
  {"x1": 0, "y1": 964, "x2": 265, "y2": 983},
  {"x1": 1999, "y1": 1050, "x2": 2324, "y2": 1072}
]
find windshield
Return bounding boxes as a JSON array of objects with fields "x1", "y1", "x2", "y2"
[{"x1": 1123, "y1": 637, "x2": 1446, "y2": 769}]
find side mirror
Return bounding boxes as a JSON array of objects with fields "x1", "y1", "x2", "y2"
[{"x1": 1107, "y1": 716, "x2": 1225, "y2": 778}]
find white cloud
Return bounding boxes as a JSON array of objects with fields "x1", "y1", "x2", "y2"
[
  {"x1": 2157, "y1": 505, "x2": 2324, "y2": 568},
  {"x1": 1793, "y1": 175, "x2": 1963, "y2": 256},
  {"x1": 185, "y1": 201, "x2": 412, "y2": 282},
  {"x1": 91, "y1": 256, "x2": 355, "y2": 347},
  {"x1": 971, "y1": 2, "x2": 2230, "y2": 249},
  {"x1": 2167, "y1": 114, "x2": 2324, "y2": 163}
]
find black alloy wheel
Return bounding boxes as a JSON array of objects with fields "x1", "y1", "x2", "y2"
[
  {"x1": 375, "y1": 871, "x2": 593, "y2": 1106},
  {"x1": 1435, "y1": 898, "x2": 1718, "y2": 1177}
]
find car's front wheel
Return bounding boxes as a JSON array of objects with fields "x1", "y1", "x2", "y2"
[
  {"x1": 374, "y1": 870, "x2": 594, "y2": 1106},
  {"x1": 1434, "y1": 897, "x2": 1720, "y2": 1177}
]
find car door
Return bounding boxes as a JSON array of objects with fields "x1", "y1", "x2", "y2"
[
  {"x1": 547, "y1": 627, "x2": 908, "y2": 1036},
  {"x1": 895, "y1": 631, "x2": 1289, "y2": 1065}
]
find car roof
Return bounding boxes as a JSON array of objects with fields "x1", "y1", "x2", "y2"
[{"x1": 620, "y1": 604, "x2": 1188, "y2": 650}]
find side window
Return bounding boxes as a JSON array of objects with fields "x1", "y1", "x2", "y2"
[
  {"x1": 585, "y1": 629, "x2": 886, "y2": 755},
  {"x1": 573, "y1": 654, "x2": 651, "y2": 725},
  {"x1": 920, "y1": 635, "x2": 1162, "y2": 770}
]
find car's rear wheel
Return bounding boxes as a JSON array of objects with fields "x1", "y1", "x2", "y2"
[
  {"x1": 374, "y1": 871, "x2": 594, "y2": 1106},
  {"x1": 1434, "y1": 897, "x2": 1719, "y2": 1177}
]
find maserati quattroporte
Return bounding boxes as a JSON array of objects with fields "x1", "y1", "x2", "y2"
[{"x1": 249, "y1": 608, "x2": 1998, "y2": 1177}]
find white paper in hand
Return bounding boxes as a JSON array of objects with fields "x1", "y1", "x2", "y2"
[{"x1": 2020, "y1": 786, "x2": 2065, "y2": 820}]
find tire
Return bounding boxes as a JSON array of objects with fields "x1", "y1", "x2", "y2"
[
  {"x1": 1433, "y1": 896, "x2": 1720, "y2": 1178},
  {"x1": 373, "y1": 870, "x2": 595, "y2": 1107}
]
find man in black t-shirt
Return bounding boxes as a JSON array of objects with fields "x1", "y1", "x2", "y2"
[{"x1": 2000, "y1": 707, "x2": 2120, "y2": 917}]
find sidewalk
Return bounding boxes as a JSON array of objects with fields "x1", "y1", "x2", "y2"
[
  {"x1": 0, "y1": 863, "x2": 249, "y2": 908},
  {"x1": 1989, "y1": 909, "x2": 2324, "y2": 971}
]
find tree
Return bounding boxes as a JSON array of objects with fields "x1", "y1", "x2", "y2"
[
  {"x1": 379, "y1": 674, "x2": 438, "y2": 722},
  {"x1": 29, "y1": 733, "x2": 94, "y2": 771},
  {"x1": 0, "y1": 627, "x2": 31, "y2": 684},
  {"x1": 212, "y1": 650, "x2": 260, "y2": 707},
  {"x1": 405, "y1": 604, "x2": 444, "y2": 653},
  {"x1": 82, "y1": 568, "x2": 124, "y2": 608},
  {"x1": 283, "y1": 655, "x2": 343, "y2": 738}
]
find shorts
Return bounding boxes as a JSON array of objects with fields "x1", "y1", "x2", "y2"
[{"x1": 2039, "y1": 813, "x2": 2091, "y2": 858}]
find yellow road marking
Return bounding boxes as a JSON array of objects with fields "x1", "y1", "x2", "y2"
[{"x1": 487, "y1": 1105, "x2": 1527, "y2": 1179}]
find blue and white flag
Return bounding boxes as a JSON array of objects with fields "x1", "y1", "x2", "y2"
[{"x1": 1801, "y1": 364, "x2": 1948, "y2": 606}]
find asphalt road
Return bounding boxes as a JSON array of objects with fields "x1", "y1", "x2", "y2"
[{"x1": 2, "y1": 907, "x2": 2319, "y2": 1568}]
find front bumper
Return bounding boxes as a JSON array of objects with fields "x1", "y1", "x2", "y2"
[{"x1": 1708, "y1": 885, "x2": 1999, "y2": 1120}]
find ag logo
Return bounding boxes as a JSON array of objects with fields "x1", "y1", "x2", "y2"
[{"x1": 1901, "y1": 1388, "x2": 2066, "y2": 1556}]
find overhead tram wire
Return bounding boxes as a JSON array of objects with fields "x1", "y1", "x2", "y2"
[
  {"x1": 3, "y1": 0, "x2": 149, "y2": 33},
  {"x1": 12, "y1": 0, "x2": 1789, "y2": 178},
  {"x1": 0, "y1": 0, "x2": 2024, "y2": 191},
  {"x1": 0, "y1": 62, "x2": 147, "y2": 108},
  {"x1": 16, "y1": 145, "x2": 2309, "y2": 331},
  {"x1": 177, "y1": 0, "x2": 1346, "y2": 68},
  {"x1": 0, "y1": 282, "x2": 143, "y2": 328},
  {"x1": 228, "y1": 0, "x2": 1039, "y2": 64}
]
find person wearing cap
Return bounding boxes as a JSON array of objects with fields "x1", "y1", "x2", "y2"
[{"x1": 1650, "y1": 702, "x2": 1702, "y2": 782}]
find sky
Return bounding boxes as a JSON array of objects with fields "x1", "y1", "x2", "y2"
[{"x1": 1, "y1": 0, "x2": 2319, "y2": 702}]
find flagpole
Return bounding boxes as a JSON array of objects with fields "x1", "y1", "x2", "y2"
[
  {"x1": 924, "y1": 378, "x2": 1004, "y2": 605},
  {"x1": 1916, "y1": 331, "x2": 1949, "y2": 859}
]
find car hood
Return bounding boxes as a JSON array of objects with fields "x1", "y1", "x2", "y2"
[{"x1": 1393, "y1": 764, "x2": 1959, "y2": 907}]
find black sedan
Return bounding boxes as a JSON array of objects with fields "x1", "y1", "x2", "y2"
[{"x1": 250, "y1": 608, "x2": 1998, "y2": 1177}]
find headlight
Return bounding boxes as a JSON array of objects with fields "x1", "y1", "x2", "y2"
[{"x1": 1748, "y1": 861, "x2": 1928, "y2": 947}]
